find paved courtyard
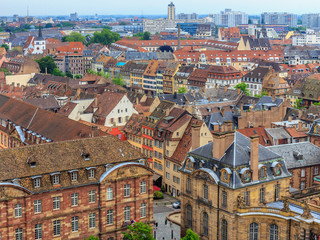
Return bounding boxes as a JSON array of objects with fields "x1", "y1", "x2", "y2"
[{"x1": 153, "y1": 205, "x2": 180, "y2": 240}]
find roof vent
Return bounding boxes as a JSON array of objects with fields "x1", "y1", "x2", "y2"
[
  {"x1": 293, "y1": 151, "x2": 303, "y2": 160},
  {"x1": 27, "y1": 157, "x2": 37, "y2": 167}
]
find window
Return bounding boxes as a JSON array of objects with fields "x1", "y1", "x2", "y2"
[
  {"x1": 275, "y1": 184, "x2": 280, "y2": 201},
  {"x1": 124, "y1": 206, "x2": 131, "y2": 222},
  {"x1": 89, "y1": 213, "x2": 96, "y2": 228},
  {"x1": 53, "y1": 175, "x2": 59, "y2": 185},
  {"x1": 72, "y1": 216, "x2": 79, "y2": 232},
  {"x1": 221, "y1": 219, "x2": 228, "y2": 240},
  {"x1": 203, "y1": 212, "x2": 208, "y2": 236},
  {"x1": 34, "y1": 178, "x2": 41, "y2": 188},
  {"x1": 15, "y1": 204, "x2": 22, "y2": 217},
  {"x1": 166, "y1": 161, "x2": 170, "y2": 168},
  {"x1": 107, "y1": 187, "x2": 113, "y2": 200},
  {"x1": 249, "y1": 223, "x2": 259, "y2": 240},
  {"x1": 88, "y1": 169, "x2": 95, "y2": 178},
  {"x1": 141, "y1": 203, "x2": 147, "y2": 218},
  {"x1": 186, "y1": 178, "x2": 191, "y2": 193},
  {"x1": 124, "y1": 184, "x2": 130, "y2": 197},
  {"x1": 15, "y1": 228, "x2": 23, "y2": 240},
  {"x1": 53, "y1": 220, "x2": 61, "y2": 236},
  {"x1": 301, "y1": 169, "x2": 305, "y2": 177},
  {"x1": 140, "y1": 181, "x2": 146, "y2": 194},
  {"x1": 34, "y1": 200, "x2": 42, "y2": 213},
  {"x1": 314, "y1": 167, "x2": 319, "y2": 175},
  {"x1": 89, "y1": 190, "x2": 96, "y2": 203},
  {"x1": 186, "y1": 205, "x2": 192, "y2": 227},
  {"x1": 301, "y1": 181, "x2": 305, "y2": 189},
  {"x1": 222, "y1": 191, "x2": 227, "y2": 208},
  {"x1": 107, "y1": 210, "x2": 113, "y2": 225},
  {"x1": 71, "y1": 193, "x2": 79, "y2": 206},
  {"x1": 35, "y1": 224, "x2": 42, "y2": 239},
  {"x1": 203, "y1": 184, "x2": 208, "y2": 201},
  {"x1": 259, "y1": 167, "x2": 266, "y2": 179},
  {"x1": 269, "y1": 224, "x2": 278, "y2": 240},
  {"x1": 260, "y1": 187, "x2": 265, "y2": 203},
  {"x1": 71, "y1": 172, "x2": 78, "y2": 181},
  {"x1": 166, "y1": 172, "x2": 170, "y2": 179},
  {"x1": 244, "y1": 191, "x2": 250, "y2": 206},
  {"x1": 173, "y1": 164, "x2": 177, "y2": 171},
  {"x1": 53, "y1": 196, "x2": 60, "y2": 210}
]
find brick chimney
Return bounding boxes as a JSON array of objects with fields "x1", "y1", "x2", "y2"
[
  {"x1": 237, "y1": 87, "x2": 240, "y2": 94},
  {"x1": 225, "y1": 85, "x2": 228, "y2": 92},
  {"x1": 298, "y1": 121, "x2": 302, "y2": 130},
  {"x1": 212, "y1": 125, "x2": 234, "y2": 160},
  {"x1": 250, "y1": 135, "x2": 260, "y2": 182},
  {"x1": 191, "y1": 124, "x2": 201, "y2": 150}
]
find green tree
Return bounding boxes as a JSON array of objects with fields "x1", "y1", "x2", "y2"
[
  {"x1": 1, "y1": 44, "x2": 9, "y2": 51},
  {"x1": 74, "y1": 74, "x2": 82, "y2": 79},
  {"x1": 119, "y1": 22, "x2": 128, "y2": 26},
  {"x1": 294, "y1": 99, "x2": 303, "y2": 109},
  {"x1": 89, "y1": 28, "x2": 120, "y2": 46},
  {"x1": 62, "y1": 32, "x2": 86, "y2": 44},
  {"x1": 181, "y1": 229, "x2": 200, "y2": 240},
  {"x1": 52, "y1": 68, "x2": 65, "y2": 77},
  {"x1": 234, "y1": 82, "x2": 250, "y2": 96},
  {"x1": 123, "y1": 222, "x2": 154, "y2": 240},
  {"x1": 0, "y1": 27, "x2": 4, "y2": 32},
  {"x1": 84, "y1": 236, "x2": 99, "y2": 240},
  {"x1": 66, "y1": 71, "x2": 73, "y2": 78},
  {"x1": 142, "y1": 31, "x2": 151, "y2": 40},
  {"x1": 0, "y1": 68, "x2": 11, "y2": 76},
  {"x1": 112, "y1": 75, "x2": 124, "y2": 86},
  {"x1": 254, "y1": 91, "x2": 268, "y2": 98},
  {"x1": 61, "y1": 22, "x2": 75, "y2": 28},
  {"x1": 45, "y1": 23, "x2": 53, "y2": 28},
  {"x1": 35, "y1": 56, "x2": 57, "y2": 74},
  {"x1": 178, "y1": 87, "x2": 187, "y2": 93}
]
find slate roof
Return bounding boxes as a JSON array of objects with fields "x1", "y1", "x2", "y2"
[
  {"x1": 254, "y1": 96, "x2": 283, "y2": 110},
  {"x1": 143, "y1": 100, "x2": 175, "y2": 128},
  {"x1": 125, "y1": 52, "x2": 174, "y2": 61},
  {"x1": 204, "y1": 87, "x2": 241, "y2": 102},
  {"x1": 0, "y1": 136, "x2": 144, "y2": 181},
  {"x1": 267, "y1": 142, "x2": 320, "y2": 169},
  {"x1": 307, "y1": 119, "x2": 320, "y2": 137},
  {"x1": 207, "y1": 111, "x2": 235, "y2": 131},
  {"x1": 266, "y1": 127, "x2": 292, "y2": 140},
  {"x1": 242, "y1": 66, "x2": 271, "y2": 80},
  {"x1": 300, "y1": 75, "x2": 320, "y2": 101},
  {"x1": 184, "y1": 132, "x2": 289, "y2": 189},
  {"x1": 158, "y1": 92, "x2": 203, "y2": 105},
  {"x1": 24, "y1": 95, "x2": 60, "y2": 110}
]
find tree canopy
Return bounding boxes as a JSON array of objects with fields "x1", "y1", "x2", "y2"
[
  {"x1": 84, "y1": 236, "x2": 99, "y2": 240},
  {"x1": 181, "y1": 229, "x2": 200, "y2": 240},
  {"x1": 254, "y1": 91, "x2": 268, "y2": 98},
  {"x1": 35, "y1": 56, "x2": 57, "y2": 74},
  {"x1": 123, "y1": 222, "x2": 154, "y2": 240},
  {"x1": 89, "y1": 28, "x2": 120, "y2": 46},
  {"x1": 234, "y1": 82, "x2": 250, "y2": 96},
  {"x1": 178, "y1": 87, "x2": 187, "y2": 93},
  {"x1": 1, "y1": 44, "x2": 9, "y2": 51},
  {"x1": 112, "y1": 75, "x2": 124, "y2": 86},
  {"x1": 62, "y1": 32, "x2": 86, "y2": 44}
]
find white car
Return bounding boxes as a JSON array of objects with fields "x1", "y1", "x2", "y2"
[{"x1": 172, "y1": 201, "x2": 181, "y2": 209}]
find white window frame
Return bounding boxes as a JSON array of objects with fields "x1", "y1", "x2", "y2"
[
  {"x1": 15, "y1": 204, "x2": 22, "y2": 218},
  {"x1": 107, "y1": 187, "x2": 113, "y2": 200},
  {"x1": 71, "y1": 172, "x2": 78, "y2": 181},
  {"x1": 35, "y1": 224, "x2": 42, "y2": 240},
  {"x1": 53, "y1": 175, "x2": 60, "y2": 185},
  {"x1": 15, "y1": 228, "x2": 23, "y2": 240},
  {"x1": 89, "y1": 213, "x2": 96, "y2": 229},
  {"x1": 71, "y1": 193, "x2": 79, "y2": 206},
  {"x1": 141, "y1": 203, "x2": 147, "y2": 218},
  {"x1": 107, "y1": 209, "x2": 113, "y2": 225},
  {"x1": 71, "y1": 216, "x2": 79, "y2": 232},
  {"x1": 53, "y1": 220, "x2": 61, "y2": 236},
  {"x1": 34, "y1": 178, "x2": 41, "y2": 188},
  {"x1": 124, "y1": 184, "x2": 130, "y2": 197},
  {"x1": 34, "y1": 200, "x2": 42, "y2": 214},
  {"x1": 53, "y1": 196, "x2": 60, "y2": 210},
  {"x1": 88, "y1": 169, "x2": 95, "y2": 178},
  {"x1": 89, "y1": 190, "x2": 96, "y2": 203},
  {"x1": 140, "y1": 181, "x2": 147, "y2": 194},
  {"x1": 124, "y1": 206, "x2": 131, "y2": 222}
]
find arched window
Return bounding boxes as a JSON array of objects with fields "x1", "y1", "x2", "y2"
[
  {"x1": 186, "y1": 205, "x2": 192, "y2": 228},
  {"x1": 269, "y1": 224, "x2": 278, "y2": 240},
  {"x1": 221, "y1": 219, "x2": 228, "y2": 240},
  {"x1": 203, "y1": 212, "x2": 209, "y2": 236},
  {"x1": 249, "y1": 222, "x2": 259, "y2": 240}
]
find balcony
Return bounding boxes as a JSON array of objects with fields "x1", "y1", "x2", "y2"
[{"x1": 197, "y1": 197, "x2": 212, "y2": 206}]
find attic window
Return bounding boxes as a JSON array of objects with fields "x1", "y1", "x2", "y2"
[
  {"x1": 293, "y1": 151, "x2": 303, "y2": 161},
  {"x1": 27, "y1": 157, "x2": 37, "y2": 168},
  {"x1": 81, "y1": 149, "x2": 90, "y2": 160}
]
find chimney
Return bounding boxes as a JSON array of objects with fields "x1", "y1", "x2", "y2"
[
  {"x1": 237, "y1": 87, "x2": 240, "y2": 94},
  {"x1": 177, "y1": 23, "x2": 181, "y2": 50},
  {"x1": 272, "y1": 94, "x2": 276, "y2": 102},
  {"x1": 225, "y1": 85, "x2": 228, "y2": 92},
  {"x1": 224, "y1": 120, "x2": 233, "y2": 131},
  {"x1": 288, "y1": 115, "x2": 292, "y2": 122},
  {"x1": 220, "y1": 107, "x2": 225, "y2": 117},
  {"x1": 136, "y1": 97, "x2": 140, "y2": 105},
  {"x1": 250, "y1": 135, "x2": 260, "y2": 182},
  {"x1": 298, "y1": 121, "x2": 302, "y2": 130},
  {"x1": 215, "y1": 84, "x2": 218, "y2": 90},
  {"x1": 191, "y1": 124, "x2": 201, "y2": 150},
  {"x1": 298, "y1": 109, "x2": 303, "y2": 118},
  {"x1": 212, "y1": 130, "x2": 235, "y2": 160},
  {"x1": 208, "y1": 97, "x2": 211, "y2": 102},
  {"x1": 91, "y1": 125, "x2": 98, "y2": 137}
]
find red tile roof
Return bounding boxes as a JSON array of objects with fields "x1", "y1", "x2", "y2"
[
  {"x1": 237, "y1": 127, "x2": 271, "y2": 146},
  {"x1": 285, "y1": 127, "x2": 308, "y2": 138}
]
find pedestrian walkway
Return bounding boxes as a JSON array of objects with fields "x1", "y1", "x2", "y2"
[
  {"x1": 153, "y1": 206, "x2": 180, "y2": 240},
  {"x1": 154, "y1": 193, "x2": 178, "y2": 207}
]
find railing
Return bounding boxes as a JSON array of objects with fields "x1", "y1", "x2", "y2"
[
  {"x1": 197, "y1": 197, "x2": 212, "y2": 206},
  {"x1": 238, "y1": 206, "x2": 293, "y2": 217}
]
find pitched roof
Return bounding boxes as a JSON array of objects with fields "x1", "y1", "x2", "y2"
[
  {"x1": 23, "y1": 96, "x2": 60, "y2": 110},
  {"x1": 0, "y1": 94, "x2": 105, "y2": 142},
  {"x1": 84, "y1": 92, "x2": 125, "y2": 118},
  {"x1": 266, "y1": 127, "x2": 291, "y2": 140},
  {"x1": 285, "y1": 127, "x2": 307, "y2": 138},
  {"x1": 0, "y1": 136, "x2": 145, "y2": 181},
  {"x1": 237, "y1": 127, "x2": 271, "y2": 146},
  {"x1": 123, "y1": 113, "x2": 145, "y2": 136}
]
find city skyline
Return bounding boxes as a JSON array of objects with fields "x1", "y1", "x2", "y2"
[{"x1": 1, "y1": 0, "x2": 320, "y2": 16}]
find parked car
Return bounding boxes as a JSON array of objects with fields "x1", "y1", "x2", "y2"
[{"x1": 172, "y1": 201, "x2": 181, "y2": 209}]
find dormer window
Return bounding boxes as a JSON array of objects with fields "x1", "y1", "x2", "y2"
[
  {"x1": 240, "y1": 168, "x2": 251, "y2": 183},
  {"x1": 51, "y1": 173, "x2": 60, "y2": 186},
  {"x1": 87, "y1": 168, "x2": 96, "y2": 179},
  {"x1": 70, "y1": 171, "x2": 78, "y2": 181},
  {"x1": 272, "y1": 162, "x2": 282, "y2": 176},
  {"x1": 32, "y1": 176, "x2": 42, "y2": 188},
  {"x1": 259, "y1": 165, "x2": 267, "y2": 179}
]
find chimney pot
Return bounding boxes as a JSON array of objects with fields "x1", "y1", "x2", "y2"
[{"x1": 250, "y1": 135, "x2": 260, "y2": 182}]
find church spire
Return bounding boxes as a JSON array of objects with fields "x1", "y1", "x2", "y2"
[{"x1": 37, "y1": 26, "x2": 44, "y2": 40}]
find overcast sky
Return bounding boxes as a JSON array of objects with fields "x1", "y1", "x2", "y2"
[{"x1": 1, "y1": 0, "x2": 319, "y2": 16}]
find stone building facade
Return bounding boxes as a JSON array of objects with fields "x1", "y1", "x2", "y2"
[
  {"x1": 179, "y1": 128, "x2": 320, "y2": 240},
  {"x1": 0, "y1": 136, "x2": 154, "y2": 240}
]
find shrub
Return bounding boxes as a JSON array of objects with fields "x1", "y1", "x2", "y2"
[{"x1": 153, "y1": 191, "x2": 164, "y2": 199}]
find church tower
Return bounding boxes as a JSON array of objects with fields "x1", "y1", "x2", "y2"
[{"x1": 33, "y1": 26, "x2": 46, "y2": 54}]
